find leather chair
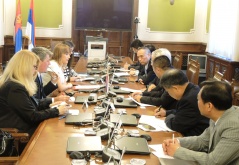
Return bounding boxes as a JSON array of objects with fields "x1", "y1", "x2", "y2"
[
  {"x1": 50, "y1": 40, "x2": 62, "y2": 52},
  {"x1": 0, "y1": 128, "x2": 29, "y2": 165},
  {"x1": 173, "y1": 53, "x2": 183, "y2": 69},
  {"x1": 186, "y1": 56, "x2": 200, "y2": 85},
  {"x1": 0, "y1": 63, "x2": 3, "y2": 76}
]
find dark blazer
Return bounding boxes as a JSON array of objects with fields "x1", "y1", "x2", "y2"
[
  {"x1": 35, "y1": 74, "x2": 57, "y2": 97},
  {"x1": 140, "y1": 89, "x2": 178, "y2": 109},
  {"x1": 165, "y1": 83, "x2": 209, "y2": 136},
  {"x1": 43, "y1": 80, "x2": 58, "y2": 97},
  {"x1": 34, "y1": 76, "x2": 53, "y2": 108},
  {"x1": 175, "y1": 107, "x2": 239, "y2": 165},
  {"x1": 138, "y1": 59, "x2": 156, "y2": 85},
  {"x1": 145, "y1": 77, "x2": 161, "y2": 92},
  {"x1": 0, "y1": 81, "x2": 59, "y2": 136}
]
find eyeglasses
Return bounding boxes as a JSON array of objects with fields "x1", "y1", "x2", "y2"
[{"x1": 33, "y1": 65, "x2": 38, "y2": 70}]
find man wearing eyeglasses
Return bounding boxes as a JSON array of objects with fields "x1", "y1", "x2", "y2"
[{"x1": 130, "y1": 47, "x2": 156, "y2": 85}]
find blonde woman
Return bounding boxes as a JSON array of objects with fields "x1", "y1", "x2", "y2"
[
  {"x1": 42, "y1": 43, "x2": 73, "y2": 92},
  {"x1": 0, "y1": 50, "x2": 67, "y2": 137}
]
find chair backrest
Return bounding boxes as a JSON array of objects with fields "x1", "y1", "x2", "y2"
[
  {"x1": 213, "y1": 67, "x2": 226, "y2": 81},
  {"x1": 173, "y1": 53, "x2": 183, "y2": 69},
  {"x1": 186, "y1": 56, "x2": 200, "y2": 85},
  {"x1": 0, "y1": 128, "x2": 29, "y2": 164},
  {"x1": 50, "y1": 40, "x2": 62, "y2": 52},
  {"x1": 0, "y1": 63, "x2": 3, "y2": 76}
]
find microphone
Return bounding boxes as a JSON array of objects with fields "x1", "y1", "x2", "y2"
[
  {"x1": 118, "y1": 146, "x2": 126, "y2": 165},
  {"x1": 102, "y1": 112, "x2": 123, "y2": 163}
]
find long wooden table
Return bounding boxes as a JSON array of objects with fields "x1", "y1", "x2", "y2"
[{"x1": 17, "y1": 57, "x2": 182, "y2": 165}]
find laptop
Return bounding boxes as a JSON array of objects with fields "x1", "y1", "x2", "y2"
[
  {"x1": 65, "y1": 113, "x2": 93, "y2": 125},
  {"x1": 66, "y1": 136, "x2": 102, "y2": 154},
  {"x1": 88, "y1": 70, "x2": 102, "y2": 75},
  {"x1": 113, "y1": 98, "x2": 137, "y2": 108},
  {"x1": 74, "y1": 95, "x2": 97, "y2": 104},
  {"x1": 110, "y1": 86, "x2": 130, "y2": 94},
  {"x1": 115, "y1": 136, "x2": 150, "y2": 155},
  {"x1": 110, "y1": 114, "x2": 138, "y2": 126},
  {"x1": 117, "y1": 77, "x2": 128, "y2": 82}
]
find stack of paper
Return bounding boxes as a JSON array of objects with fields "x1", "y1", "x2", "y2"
[
  {"x1": 138, "y1": 115, "x2": 174, "y2": 132},
  {"x1": 149, "y1": 144, "x2": 198, "y2": 165},
  {"x1": 128, "y1": 96, "x2": 155, "y2": 107}
]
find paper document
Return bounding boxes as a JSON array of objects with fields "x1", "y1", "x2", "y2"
[
  {"x1": 77, "y1": 74, "x2": 88, "y2": 77},
  {"x1": 75, "y1": 77, "x2": 95, "y2": 82},
  {"x1": 120, "y1": 87, "x2": 141, "y2": 93},
  {"x1": 116, "y1": 68, "x2": 130, "y2": 72},
  {"x1": 150, "y1": 144, "x2": 198, "y2": 165},
  {"x1": 138, "y1": 115, "x2": 174, "y2": 132},
  {"x1": 113, "y1": 72, "x2": 130, "y2": 77},
  {"x1": 149, "y1": 144, "x2": 173, "y2": 159},
  {"x1": 128, "y1": 96, "x2": 155, "y2": 107},
  {"x1": 73, "y1": 85, "x2": 101, "y2": 90}
]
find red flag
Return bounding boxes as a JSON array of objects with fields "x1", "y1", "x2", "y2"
[{"x1": 15, "y1": 0, "x2": 22, "y2": 53}]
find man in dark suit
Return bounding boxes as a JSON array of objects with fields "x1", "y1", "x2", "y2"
[
  {"x1": 162, "y1": 81, "x2": 239, "y2": 165},
  {"x1": 131, "y1": 55, "x2": 177, "y2": 109},
  {"x1": 155, "y1": 69, "x2": 209, "y2": 136},
  {"x1": 129, "y1": 47, "x2": 156, "y2": 85},
  {"x1": 32, "y1": 47, "x2": 69, "y2": 103}
]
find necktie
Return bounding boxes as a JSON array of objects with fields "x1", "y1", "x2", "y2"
[
  {"x1": 38, "y1": 75, "x2": 44, "y2": 99},
  {"x1": 145, "y1": 66, "x2": 148, "y2": 77}
]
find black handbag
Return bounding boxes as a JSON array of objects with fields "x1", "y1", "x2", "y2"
[{"x1": 0, "y1": 129, "x2": 18, "y2": 157}]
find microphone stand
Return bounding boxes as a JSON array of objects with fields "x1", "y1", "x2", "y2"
[{"x1": 102, "y1": 113, "x2": 123, "y2": 163}]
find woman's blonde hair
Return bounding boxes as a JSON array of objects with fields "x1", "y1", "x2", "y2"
[
  {"x1": 0, "y1": 50, "x2": 40, "y2": 96},
  {"x1": 52, "y1": 43, "x2": 70, "y2": 66}
]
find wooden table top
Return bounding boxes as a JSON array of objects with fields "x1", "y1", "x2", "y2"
[{"x1": 17, "y1": 57, "x2": 182, "y2": 165}]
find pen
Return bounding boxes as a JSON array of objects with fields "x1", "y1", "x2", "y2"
[
  {"x1": 172, "y1": 133, "x2": 175, "y2": 144},
  {"x1": 157, "y1": 105, "x2": 162, "y2": 113},
  {"x1": 59, "y1": 115, "x2": 66, "y2": 120}
]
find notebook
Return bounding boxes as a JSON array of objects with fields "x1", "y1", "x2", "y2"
[
  {"x1": 66, "y1": 136, "x2": 102, "y2": 154},
  {"x1": 65, "y1": 113, "x2": 93, "y2": 125},
  {"x1": 110, "y1": 114, "x2": 138, "y2": 126},
  {"x1": 115, "y1": 136, "x2": 150, "y2": 155},
  {"x1": 113, "y1": 98, "x2": 138, "y2": 108}
]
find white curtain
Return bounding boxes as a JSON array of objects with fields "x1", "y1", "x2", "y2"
[
  {"x1": 0, "y1": 0, "x2": 4, "y2": 46},
  {"x1": 206, "y1": 0, "x2": 239, "y2": 61}
]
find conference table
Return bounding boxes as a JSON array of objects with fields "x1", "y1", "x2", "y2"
[{"x1": 17, "y1": 57, "x2": 182, "y2": 165}]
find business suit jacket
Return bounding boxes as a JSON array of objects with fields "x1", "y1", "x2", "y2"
[
  {"x1": 138, "y1": 59, "x2": 156, "y2": 85},
  {"x1": 147, "y1": 77, "x2": 161, "y2": 92},
  {"x1": 34, "y1": 76, "x2": 53, "y2": 108},
  {"x1": 140, "y1": 89, "x2": 178, "y2": 109},
  {"x1": 0, "y1": 81, "x2": 59, "y2": 136},
  {"x1": 165, "y1": 83, "x2": 209, "y2": 136},
  {"x1": 174, "y1": 106, "x2": 239, "y2": 165}
]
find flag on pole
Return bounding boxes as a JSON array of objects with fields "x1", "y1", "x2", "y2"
[
  {"x1": 14, "y1": 0, "x2": 22, "y2": 53},
  {"x1": 25, "y1": 0, "x2": 35, "y2": 50}
]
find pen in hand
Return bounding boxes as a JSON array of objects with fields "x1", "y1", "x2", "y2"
[
  {"x1": 172, "y1": 133, "x2": 175, "y2": 144},
  {"x1": 157, "y1": 105, "x2": 162, "y2": 113},
  {"x1": 155, "y1": 105, "x2": 162, "y2": 117}
]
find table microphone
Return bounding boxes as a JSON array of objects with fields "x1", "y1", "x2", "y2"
[{"x1": 102, "y1": 112, "x2": 123, "y2": 163}]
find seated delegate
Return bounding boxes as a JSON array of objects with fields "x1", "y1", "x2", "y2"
[
  {"x1": 162, "y1": 81, "x2": 239, "y2": 165},
  {"x1": 0, "y1": 50, "x2": 67, "y2": 137},
  {"x1": 32, "y1": 47, "x2": 70, "y2": 104},
  {"x1": 130, "y1": 47, "x2": 156, "y2": 85},
  {"x1": 155, "y1": 69, "x2": 209, "y2": 136},
  {"x1": 42, "y1": 43, "x2": 73, "y2": 93},
  {"x1": 131, "y1": 49, "x2": 177, "y2": 109}
]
